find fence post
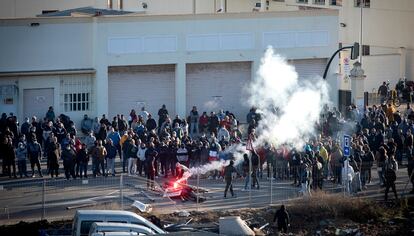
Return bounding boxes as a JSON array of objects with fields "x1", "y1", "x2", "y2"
[
  {"x1": 249, "y1": 155, "x2": 252, "y2": 208},
  {"x1": 270, "y1": 166, "x2": 273, "y2": 205},
  {"x1": 42, "y1": 179, "x2": 45, "y2": 220},
  {"x1": 196, "y1": 171, "x2": 200, "y2": 211},
  {"x1": 120, "y1": 174, "x2": 124, "y2": 210}
]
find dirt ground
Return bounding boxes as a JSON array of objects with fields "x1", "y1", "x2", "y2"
[
  {"x1": 144, "y1": 192, "x2": 414, "y2": 235},
  {"x1": 1, "y1": 193, "x2": 413, "y2": 236}
]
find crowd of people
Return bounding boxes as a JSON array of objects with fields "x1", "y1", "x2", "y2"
[
  {"x1": 1, "y1": 92, "x2": 414, "y2": 202},
  {"x1": 0, "y1": 105, "x2": 245, "y2": 184}
]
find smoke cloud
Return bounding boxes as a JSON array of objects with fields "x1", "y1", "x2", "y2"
[
  {"x1": 183, "y1": 47, "x2": 330, "y2": 178},
  {"x1": 247, "y1": 47, "x2": 330, "y2": 149}
]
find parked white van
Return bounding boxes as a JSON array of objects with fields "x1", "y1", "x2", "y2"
[
  {"x1": 72, "y1": 210, "x2": 165, "y2": 236},
  {"x1": 88, "y1": 222, "x2": 155, "y2": 235}
]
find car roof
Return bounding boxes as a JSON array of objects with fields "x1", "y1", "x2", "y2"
[
  {"x1": 92, "y1": 232, "x2": 139, "y2": 236},
  {"x1": 76, "y1": 210, "x2": 137, "y2": 217},
  {"x1": 75, "y1": 210, "x2": 165, "y2": 234},
  {"x1": 91, "y1": 222, "x2": 152, "y2": 229}
]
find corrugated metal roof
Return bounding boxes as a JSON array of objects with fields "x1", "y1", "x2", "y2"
[{"x1": 36, "y1": 7, "x2": 134, "y2": 17}]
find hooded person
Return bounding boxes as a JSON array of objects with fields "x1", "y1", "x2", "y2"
[
  {"x1": 342, "y1": 157, "x2": 355, "y2": 194},
  {"x1": 273, "y1": 205, "x2": 290, "y2": 233}
]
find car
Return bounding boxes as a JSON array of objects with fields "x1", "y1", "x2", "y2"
[
  {"x1": 88, "y1": 222, "x2": 156, "y2": 236},
  {"x1": 71, "y1": 210, "x2": 165, "y2": 236},
  {"x1": 90, "y1": 232, "x2": 139, "y2": 236}
]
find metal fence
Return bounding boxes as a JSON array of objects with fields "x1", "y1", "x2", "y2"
[{"x1": 0, "y1": 161, "x2": 408, "y2": 225}]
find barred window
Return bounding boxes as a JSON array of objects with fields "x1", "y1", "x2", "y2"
[
  {"x1": 64, "y1": 92, "x2": 90, "y2": 111},
  {"x1": 330, "y1": 0, "x2": 342, "y2": 6},
  {"x1": 60, "y1": 75, "x2": 93, "y2": 112},
  {"x1": 313, "y1": 0, "x2": 325, "y2": 5}
]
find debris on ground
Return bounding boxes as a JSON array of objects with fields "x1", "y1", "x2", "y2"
[
  {"x1": 131, "y1": 200, "x2": 153, "y2": 213},
  {"x1": 2, "y1": 193, "x2": 414, "y2": 235}
]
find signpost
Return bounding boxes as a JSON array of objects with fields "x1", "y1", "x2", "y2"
[
  {"x1": 343, "y1": 134, "x2": 351, "y2": 195},
  {"x1": 343, "y1": 134, "x2": 351, "y2": 157}
]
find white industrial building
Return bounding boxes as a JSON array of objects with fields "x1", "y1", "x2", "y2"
[
  {"x1": 2, "y1": 0, "x2": 412, "y2": 96},
  {"x1": 0, "y1": 9, "x2": 339, "y2": 127}
]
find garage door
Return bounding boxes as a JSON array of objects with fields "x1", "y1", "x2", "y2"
[
  {"x1": 290, "y1": 59, "x2": 327, "y2": 80},
  {"x1": 0, "y1": 84, "x2": 18, "y2": 116},
  {"x1": 186, "y1": 62, "x2": 251, "y2": 122},
  {"x1": 23, "y1": 88, "x2": 54, "y2": 120},
  {"x1": 108, "y1": 65, "x2": 175, "y2": 120}
]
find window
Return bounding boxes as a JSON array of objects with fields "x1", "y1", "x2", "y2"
[
  {"x1": 297, "y1": 0, "x2": 308, "y2": 3},
  {"x1": 60, "y1": 75, "x2": 93, "y2": 113},
  {"x1": 354, "y1": 0, "x2": 370, "y2": 7},
  {"x1": 313, "y1": 0, "x2": 325, "y2": 5},
  {"x1": 64, "y1": 93, "x2": 90, "y2": 112},
  {"x1": 273, "y1": 0, "x2": 285, "y2": 2},
  {"x1": 362, "y1": 45, "x2": 370, "y2": 56},
  {"x1": 330, "y1": 0, "x2": 342, "y2": 6},
  {"x1": 80, "y1": 221, "x2": 102, "y2": 236}
]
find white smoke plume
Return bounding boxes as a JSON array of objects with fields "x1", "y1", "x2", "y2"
[
  {"x1": 247, "y1": 47, "x2": 330, "y2": 149},
  {"x1": 182, "y1": 47, "x2": 330, "y2": 178}
]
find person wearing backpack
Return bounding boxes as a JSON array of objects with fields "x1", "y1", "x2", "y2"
[
  {"x1": 384, "y1": 155, "x2": 398, "y2": 201},
  {"x1": 28, "y1": 137, "x2": 43, "y2": 177}
]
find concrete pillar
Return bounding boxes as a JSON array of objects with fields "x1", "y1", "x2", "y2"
[
  {"x1": 260, "y1": 0, "x2": 266, "y2": 11},
  {"x1": 175, "y1": 62, "x2": 186, "y2": 118},
  {"x1": 92, "y1": 18, "x2": 108, "y2": 118},
  {"x1": 251, "y1": 60, "x2": 260, "y2": 81},
  {"x1": 95, "y1": 65, "x2": 109, "y2": 117},
  {"x1": 399, "y1": 47, "x2": 407, "y2": 79},
  {"x1": 350, "y1": 61, "x2": 366, "y2": 108}
]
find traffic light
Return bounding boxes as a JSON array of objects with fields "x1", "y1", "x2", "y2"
[{"x1": 351, "y1": 42, "x2": 359, "y2": 60}]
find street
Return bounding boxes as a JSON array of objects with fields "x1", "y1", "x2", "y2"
[{"x1": 0, "y1": 158, "x2": 411, "y2": 225}]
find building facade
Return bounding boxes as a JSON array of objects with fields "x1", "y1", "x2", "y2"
[
  {"x1": 2, "y1": 0, "x2": 411, "y2": 96},
  {"x1": 0, "y1": 10, "x2": 339, "y2": 126}
]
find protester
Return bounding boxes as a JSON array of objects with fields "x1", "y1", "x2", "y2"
[
  {"x1": 61, "y1": 143, "x2": 76, "y2": 180},
  {"x1": 27, "y1": 137, "x2": 43, "y2": 177},
  {"x1": 224, "y1": 160, "x2": 238, "y2": 198},
  {"x1": 273, "y1": 205, "x2": 290, "y2": 233}
]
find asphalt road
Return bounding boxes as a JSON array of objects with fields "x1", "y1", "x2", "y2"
[{"x1": 0, "y1": 158, "x2": 412, "y2": 225}]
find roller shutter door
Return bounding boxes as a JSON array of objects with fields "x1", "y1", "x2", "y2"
[
  {"x1": 108, "y1": 65, "x2": 175, "y2": 119},
  {"x1": 290, "y1": 59, "x2": 327, "y2": 80},
  {"x1": 186, "y1": 62, "x2": 251, "y2": 122}
]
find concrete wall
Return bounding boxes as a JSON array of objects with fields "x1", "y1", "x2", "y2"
[
  {"x1": 363, "y1": 54, "x2": 401, "y2": 93},
  {"x1": 95, "y1": 11, "x2": 338, "y2": 116},
  {"x1": 0, "y1": 11, "x2": 338, "y2": 121},
  {"x1": 0, "y1": 18, "x2": 93, "y2": 72}
]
